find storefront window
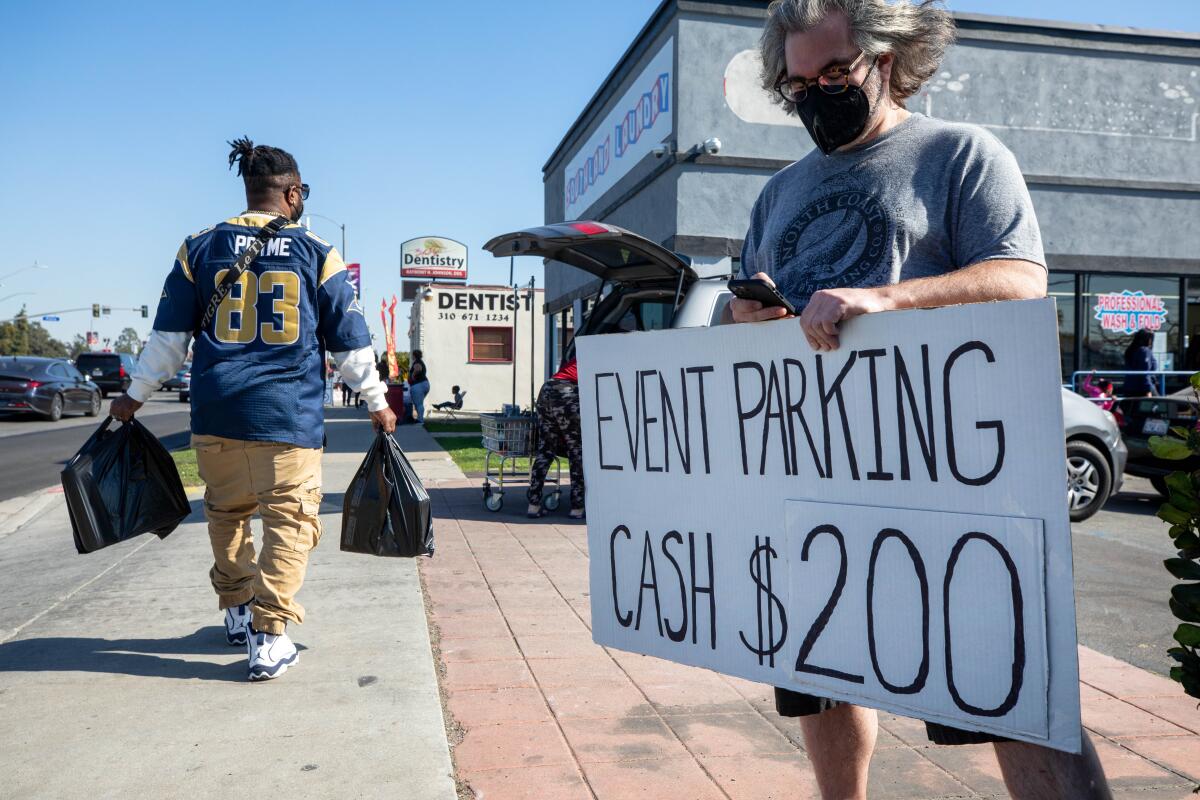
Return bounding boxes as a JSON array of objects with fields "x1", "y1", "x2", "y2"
[
  {"x1": 1048, "y1": 272, "x2": 1076, "y2": 381},
  {"x1": 1185, "y1": 279, "x2": 1200, "y2": 373},
  {"x1": 468, "y1": 327, "x2": 513, "y2": 363},
  {"x1": 1079, "y1": 274, "x2": 1180, "y2": 389}
]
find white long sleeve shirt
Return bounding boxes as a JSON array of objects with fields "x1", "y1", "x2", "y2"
[{"x1": 127, "y1": 330, "x2": 388, "y2": 412}]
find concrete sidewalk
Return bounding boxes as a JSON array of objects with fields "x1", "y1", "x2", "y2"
[
  {"x1": 0, "y1": 409, "x2": 458, "y2": 799},
  {"x1": 421, "y1": 480, "x2": 1200, "y2": 800}
]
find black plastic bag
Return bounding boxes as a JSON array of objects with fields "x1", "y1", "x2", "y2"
[
  {"x1": 61, "y1": 416, "x2": 192, "y2": 554},
  {"x1": 342, "y1": 431, "x2": 434, "y2": 558}
]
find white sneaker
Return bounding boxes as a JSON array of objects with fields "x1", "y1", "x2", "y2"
[
  {"x1": 224, "y1": 602, "x2": 251, "y2": 647},
  {"x1": 247, "y1": 626, "x2": 299, "y2": 681}
]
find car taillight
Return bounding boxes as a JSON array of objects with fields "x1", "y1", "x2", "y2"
[
  {"x1": 119, "y1": 366, "x2": 127, "y2": 377},
  {"x1": 28, "y1": 380, "x2": 40, "y2": 389},
  {"x1": 569, "y1": 221, "x2": 608, "y2": 235}
]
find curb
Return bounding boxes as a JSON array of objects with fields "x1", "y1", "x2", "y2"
[{"x1": 0, "y1": 485, "x2": 62, "y2": 538}]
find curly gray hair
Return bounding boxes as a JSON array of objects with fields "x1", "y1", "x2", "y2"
[{"x1": 760, "y1": 0, "x2": 956, "y2": 112}]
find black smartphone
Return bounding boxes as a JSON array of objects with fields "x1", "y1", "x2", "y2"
[{"x1": 727, "y1": 278, "x2": 797, "y2": 316}]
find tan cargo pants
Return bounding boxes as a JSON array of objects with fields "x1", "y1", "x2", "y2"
[{"x1": 192, "y1": 434, "x2": 323, "y2": 635}]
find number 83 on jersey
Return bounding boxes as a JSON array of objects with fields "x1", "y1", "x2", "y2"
[{"x1": 213, "y1": 269, "x2": 301, "y2": 345}]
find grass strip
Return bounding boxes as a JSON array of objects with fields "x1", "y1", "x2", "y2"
[
  {"x1": 171, "y1": 448, "x2": 203, "y2": 487},
  {"x1": 433, "y1": 435, "x2": 531, "y2": 475},
  {"x1": 423, "y1": 421, "x2": 482, "y2": 434}
]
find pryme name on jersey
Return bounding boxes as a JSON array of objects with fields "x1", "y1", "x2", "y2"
[{"x1": 153, "y1": 212, "x2": 371, "y2": 448}]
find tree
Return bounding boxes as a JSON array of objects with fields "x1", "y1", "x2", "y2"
[
  {"x1": 114, "y1": 327, "x2": 142, "y2": 354},
  {"x1": 68, "y1": 334, "x2": 89, "y2": 359},
  {"x1": 0, "y1": 308, "x2": 69, "y2": 358},
  {"x1": 1149, "y1": 376, "x2": 1200, "y2": 701}
]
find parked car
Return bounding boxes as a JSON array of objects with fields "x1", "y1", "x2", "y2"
[
  {"x1": 74, "y1": 352, "x2": 136, "y2": 398},
  {"x1": 485, "y1": 221, "x2": 1126, "y2": 522},
  {"x1": 163, "y1": 366, "x2": 190, "y2": 392},
  {"x1": 178, "y1": 369, "x2": 191, "y2": 403},
  {"x1": 0, "y1": 356, "x2": 102, "y2": 421},
  {"x1": 1113, "y1": 394, "x2": 1200, "y2": 496}
]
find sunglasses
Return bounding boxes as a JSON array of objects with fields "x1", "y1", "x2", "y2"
[{"x1": 298, "y1": 183, "x2": 310, "y2": 201}]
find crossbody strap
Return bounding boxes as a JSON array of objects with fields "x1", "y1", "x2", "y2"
[{"x1": 197, "y1": 215, "x2": 290, "y2": 334}]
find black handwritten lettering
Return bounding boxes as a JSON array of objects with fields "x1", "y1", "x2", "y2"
[
  {"x1": 639, "y1": 370, "x2": 662, "y2": 473},
  {"x1": 660, "y1": 370, "x2": 691, "y2": 475},
  {"x1": 762, "y1": 363, "x2": 793, "y2": 476},
  {"x1": 944, "y1": 532, "x2": 1025, "y2": 716},
  {"x1": 661, "y1": 531, "x2": 689, "y2": 642},
  {"x1": 635, "y1": 532, "x2": 664, "y2": 637},
  {"x1": 795, "y1": 524, "x2": 864, "y2": 683},
  {"x1": 733, "y1": 362, "x2": 766, "y2": 476},
  {"x1": 686, "y1": 366, "x2": 714, "y2": 474},
  {"x1": 595, "y1": 373, "x2": 622, "y2": 471},
  {"x1": 866, "y1": 528, "x2": 929, "y2": 694},
  {"x1": 615, "y1": 372, "x2": 641, "y2": 469},
  {"x1": 858, "y1": 349, "x2": 893, "y2": 481},
  {"x1": 943, "y1": 342, "x2": 1005, "y2": 486},
  {"x1": 783, "y1": 358, "x2": 824, "y2": 479},
  {"x1": 689, "y1": 531, "x2": 717, "y2": 649},
  {"x1": 816, "y1": 354, "x2": 860, "y2": 480},
  {"x1": 894, "y1": 345, "x2": 938, "y2": 482},
  {"x1": 610, "y1": 525, "x2": 632, "y2": 627}
]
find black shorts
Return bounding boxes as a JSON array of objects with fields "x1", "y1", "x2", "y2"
[{"x1": 774, "y1": 688, "x2": 1009, "y2": 745}]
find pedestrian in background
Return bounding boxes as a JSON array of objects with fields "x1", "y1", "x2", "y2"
[
  {"x1": 1122, "y1": 329, "x2": 1157, "y2": 397},
  {"x1": 110, "y1": 137, "x2": 396, "y2": 682},
  {"x1": 527, "y1": 357, "x2": 584, "y2": 519},
  {"x1": 408, "y1": 349, "x2": 430, "y2": 423}
]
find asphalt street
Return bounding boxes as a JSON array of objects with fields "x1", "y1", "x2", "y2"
[{"x1": 0, "y1": 393, "x2": 191, "y2": 500}]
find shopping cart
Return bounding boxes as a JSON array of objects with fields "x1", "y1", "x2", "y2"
[{"x1": 480, "y1": 411, "x2": 561, "y2": 512}]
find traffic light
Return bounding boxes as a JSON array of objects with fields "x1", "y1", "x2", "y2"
[
  {"x1": 141, "y1": 304, "x2": 148, "y2": 318},
  {"x1": 92, "y1": 303, "x2": 100, "y2": 318}
]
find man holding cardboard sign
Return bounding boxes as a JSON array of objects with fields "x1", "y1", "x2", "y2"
[{"x1": 726, "y1": 1, "x2": 1110, "y2": 797}]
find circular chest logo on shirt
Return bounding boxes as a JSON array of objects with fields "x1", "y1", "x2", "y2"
[{"x1": 774, "y1": 190, "x2": 891, "y2": 303}]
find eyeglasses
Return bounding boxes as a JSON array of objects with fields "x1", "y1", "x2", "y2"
[
  {"x1": 299, "y1": 183, "x2": 310, "y2": 201},
  {"x1": 775, "y1": 51, "x2": 870, "y2": 103}
]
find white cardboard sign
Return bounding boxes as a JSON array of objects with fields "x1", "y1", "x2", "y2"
[{"x1": 576, "y1": 299, "x2": 1081, "y2": 753}]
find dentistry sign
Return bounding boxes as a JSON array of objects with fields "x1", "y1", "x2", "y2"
[
  {"x1": 562, "y1": 38, "x2": 673, "y2": 220},
  {"x1": 1093, "y1": 290, "x2": 1168, "y2": 334},
  {"x1": 401, "y1": 237, "x2": 468, "y2": 281},
  {"x1": 577, "y1": 299, "x2": 1082, "y2": 753}
]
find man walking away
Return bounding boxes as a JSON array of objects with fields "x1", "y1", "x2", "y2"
[
  {"x1": 111, "y1": 137, "x2": 396, "y2": 681},
  {"x1": 731, "y1": 2, "x2": 1111, "y2": 797}
]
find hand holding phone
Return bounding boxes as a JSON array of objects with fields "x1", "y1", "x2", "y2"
[{"x1": 727, "y1": 278, "x2": 798, "y2": 316}]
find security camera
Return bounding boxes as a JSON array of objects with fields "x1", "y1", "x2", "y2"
[
  {"x1": 651, "y1": 143, "x2": 672, "y2": 159},
  {"x1": 702, "y1": 137, "x2": 722, "y2": 156}
]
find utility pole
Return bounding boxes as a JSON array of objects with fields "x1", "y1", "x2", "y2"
[
  {"x1": 529, "y1": 277, "x2": 535, "y2": 412},
  {"x1": 511, "y1": 280, "x2": 518, "y2": 412}
]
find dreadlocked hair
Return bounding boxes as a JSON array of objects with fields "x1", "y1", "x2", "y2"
[{"x1": 226, "y1": 136, "x2": 299, "y2": 194}]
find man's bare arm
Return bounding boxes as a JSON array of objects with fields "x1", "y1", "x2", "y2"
[{"x1": 796, "y1": 259, "x2": 1047, "y2": 350}]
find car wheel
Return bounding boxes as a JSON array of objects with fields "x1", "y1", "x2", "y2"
[
  {"x1": 1066, "y1": 440, "x2": 1112, "y2": 522},
  {"x1": 1150, "y1": 475, "x2": 1170, "y2": 498},
  {"x1": 86, "y1": 392, "x2": 101, "y2": 417},
  {"x1": 46, "y1": 394, "x2": 64, "y2": 422},
  {"x1": 179, "y1": 392, "x2": 189, "y2": 403},
  {"x1": 100, "y1": 389, "x2": 108, "y2": 399}
]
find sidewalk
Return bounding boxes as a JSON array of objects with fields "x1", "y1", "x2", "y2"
[
  {"x1": 0, "y1": 409, "x2": 457, "y2": 799},
  {"x1": 421, "y1": 480, "x2": 1200, "y2": 800}
]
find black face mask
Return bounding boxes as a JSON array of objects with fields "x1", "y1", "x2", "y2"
[{"x1": 795, "y1": 63, "x2": 877, "y2": 155}]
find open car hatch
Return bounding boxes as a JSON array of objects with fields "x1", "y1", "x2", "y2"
[{"x1": 483, "y1": 221, "x2": 698, "y2": 286}]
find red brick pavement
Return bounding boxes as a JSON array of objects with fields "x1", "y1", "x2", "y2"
[{"x1": 421, "y1": 480, "x2": 1200, "y2": 800}]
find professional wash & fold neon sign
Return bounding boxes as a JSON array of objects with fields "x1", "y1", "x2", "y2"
[{"x1": 1093, "y1": 290, "x2": 1168, "y2": 334}]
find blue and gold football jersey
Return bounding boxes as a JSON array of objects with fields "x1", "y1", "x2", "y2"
[{"x1": 153, "y1": 212, "x2": 370, "y2": 448}]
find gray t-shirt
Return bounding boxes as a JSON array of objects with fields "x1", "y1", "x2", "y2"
[{"x1": 740, "y1": 113, "x2": 1045, "y2": 310}]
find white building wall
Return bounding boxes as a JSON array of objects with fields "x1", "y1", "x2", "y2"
[{"x1": 408, "y1": 284, "x2": 545, "y2": 413}]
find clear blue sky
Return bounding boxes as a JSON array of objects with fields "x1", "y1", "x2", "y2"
[{"x1": 1, "y1": 0, "x2": 1197, "y2": 349}]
